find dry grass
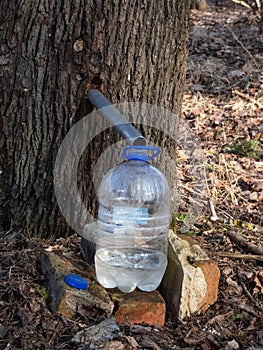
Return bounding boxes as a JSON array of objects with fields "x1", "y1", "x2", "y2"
[
  {"x1": 181, "y1": 3, "x2": 263, "y2": 227},
  {"x1": 186, "y1": 56, "x2": 228, "y2": 90}
]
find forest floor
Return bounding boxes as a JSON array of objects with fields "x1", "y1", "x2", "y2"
[{"x1": 0, "y1": 1, "x2": 263, "y2": 349}]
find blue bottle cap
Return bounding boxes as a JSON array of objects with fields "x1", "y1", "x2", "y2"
[{"x1": 64, "y1": 274, "x2": 88, "y2": 290}]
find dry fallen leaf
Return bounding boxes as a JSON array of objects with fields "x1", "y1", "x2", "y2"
[
  {"x1": 226, "y1": 277, "x2": 243, "y2": 295},
  {"x1": 253, "y1": 271, "x2": 263, "y2": 295},
  {"x1": 44, "y1": 244, "x2": 61, "y2": 252},
  {"x1": 124, "y1": 336, "x2": 139, "y2": 349}
]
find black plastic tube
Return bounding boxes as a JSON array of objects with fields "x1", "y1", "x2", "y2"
[{"x1": 87, "y1": 89, "x2": 146, "y2": 146}]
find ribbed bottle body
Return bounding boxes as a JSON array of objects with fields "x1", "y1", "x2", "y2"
[{"x1": 95, "y1": 160, "x2": 171, "y2": 292}]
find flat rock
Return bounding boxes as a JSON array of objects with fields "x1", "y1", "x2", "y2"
[
  {"x1": 72, "y1": 318, "x2": 120, "y2": 347},
  {"x1": 41, "y1": 252, "x2": 165, "y2": 326},
  {"x1": 159, "y1": 230, "x2": 220, "y2": 319},
  {"x1": 41, "y1": 232, "x2": 219, "y2": 325},
  {"x1": 40, "y1": 252, "x2": 114, "y2": 318},
  {"x1": 110, "y1": 289, "x2": 166, "y2": 327}
]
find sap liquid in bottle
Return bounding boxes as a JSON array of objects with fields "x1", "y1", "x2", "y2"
[{"x1": 95, "y1": 146, "x2": 171, "y2": 293}]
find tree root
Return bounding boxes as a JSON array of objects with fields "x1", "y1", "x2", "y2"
[{"x1": 227, "y1": 231, "x2": 263, "y2": 256}]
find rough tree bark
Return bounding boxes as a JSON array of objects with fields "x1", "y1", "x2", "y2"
[{"x1": 0, "y1": 0, "x2": 190, "y2": 237}]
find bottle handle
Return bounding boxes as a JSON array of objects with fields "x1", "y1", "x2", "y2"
[{"x1": 122, "y1": 146, "x2": 161, "y2": 162}]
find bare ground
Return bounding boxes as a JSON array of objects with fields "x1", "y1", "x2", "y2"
[{"x1": 0, "y1": 1, "x2": 263, "y2": 349}]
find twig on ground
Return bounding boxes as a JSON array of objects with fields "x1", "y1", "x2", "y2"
[
  {"x1": 225, "y1": 25, "x2": 260, "y2": 69},
  {"x1": 237, "y1": 268, "x2": 263, "y2": 312},
  {"x1": 233, "y1": 89, "x2": 263, "y2": 109},
  {"x1": 181, "y1": 185, "x2": 208, "y2": 203},
  {"x1": 232, "y1": 0, "x2": 251, "y2": 9},
  {"x1": 227, "y1": 231, "x2": 263, "y2": 256},
  {"x1": 214, "y1": 251, "x2": 263, "y2": 263},
  {"x1": 226, "y1": 74, "x2": 260, "y2": 91}
]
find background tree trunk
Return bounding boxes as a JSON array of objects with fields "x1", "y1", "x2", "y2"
[{"x1": 0, "y1": 0, "x2": 190, "y2": 237}]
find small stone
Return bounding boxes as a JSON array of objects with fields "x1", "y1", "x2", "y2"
[
  {"x1": 259, "y1": 191, "x2": 263, "y2": 202},
  {"x1": 72, "y1": 318, "x2": 120, "y2": 346},
  {"x1": 110, "y1": 289, "x2": 166, "y2": 327},
  {"x1": 40, "y1": 252, "x2": 114, "y2": 318},
  {"x1": 159, "y1": 230, "x2": 220, "y2": 319}
]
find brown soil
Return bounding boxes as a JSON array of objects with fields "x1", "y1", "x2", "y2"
[{"x1": 1, "y1": 1, "x2": 262, "y2": 349}]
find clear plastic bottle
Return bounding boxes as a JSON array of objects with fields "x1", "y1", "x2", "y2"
[{"x1": 95, "y1": 146, "x2": 171, "y2": 293}]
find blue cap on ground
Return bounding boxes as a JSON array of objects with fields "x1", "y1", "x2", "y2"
[{"x1": 64, "y1": 274, "x2": 88, "y2": 290}]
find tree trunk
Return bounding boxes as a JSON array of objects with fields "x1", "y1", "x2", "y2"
[{"x1": 0, "y1": 0, "x2": 190, "y2": 237}]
